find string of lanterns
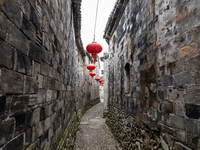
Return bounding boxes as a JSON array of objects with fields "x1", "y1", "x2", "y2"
[
  {"x1": 86, "y1": 46, "x2": 103, "y2": 86},
  {"x1": 85, "y1": 0, "x2": 103, "y2": 86}
]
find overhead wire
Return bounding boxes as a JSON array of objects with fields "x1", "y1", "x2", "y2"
[{"x1": 93, "y1": 0, "x2": 100, "y2": 42}]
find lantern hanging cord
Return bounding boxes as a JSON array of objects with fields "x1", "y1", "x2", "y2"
[{"x1": 93, "y1": 0, "x2": 100, "y2": 42}]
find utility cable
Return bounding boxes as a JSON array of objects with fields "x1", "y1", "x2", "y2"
[{"x1": 93, "y1": 0, "x2": 100, "y2": 42}]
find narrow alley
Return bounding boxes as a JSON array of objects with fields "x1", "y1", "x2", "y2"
[{"x1": 74, "y1": 101, "x2": 121, "y2": 150}]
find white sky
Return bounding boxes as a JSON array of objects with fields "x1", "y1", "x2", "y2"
[{"x1": 81, "y1": 0, "x2": 116, "y2": 58}]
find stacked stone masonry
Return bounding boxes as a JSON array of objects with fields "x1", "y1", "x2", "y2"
[
  {"x1": 0, "y1": 0, "x2": 100, "y2": 150},
  {"x1": 104, "y1": 0, "x2": 200, "y2": 149}
]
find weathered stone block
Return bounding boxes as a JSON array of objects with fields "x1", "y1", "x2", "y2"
[
  {"x1": 10, "y1": 95, "x2": 29, "y2": 116},
  {"x1": 43, "y1": 33, "x2": 50, "y2": 51},
  {"x1": 14, "y1": 114, "x2": 26, "y2": 136},
  {"x1": 33, "y1": 61, "x2": 40, "y2": 78},
  {"x1": 51, "y1": 112, "x2": 57, "y2": 123},
  {"x1": 0, "y1": 118, "x2": 15, "y2": 146},
  {"x1": 22, "y1": 13, "x2": 36, "y2": 41},
  {"x1": 185, "y1": 103, "x2": 200, "y2": 119},
  {"x1": 168, "y1": 89, "x2": 184, "y2": 102},
  {"x1": 1, "y1": 0, "x2": 21, "y2": 28},
  {"x1": 44, "y1": 117, "x2": 51, "y2": 131},
  {"x1": 162, "y1": 75, "x2": 173, "y2": 87},
  {"x1": 49, "y1": 67, "x2": 54, "y2": 78},
  {"x1": 25, "y1": 76, "x2": 38, "y2": 94},
  {"x1": 43, "y1": 76, "x2": 49, "y2": 90},
  {"x1": 40, "y1": 130, "x2": 48, "y2": 148},
  {"x1": 48, "y1": 25, "x2": 55, "y2": 42},
  {"x1": 17, "y1": 51, "x2": 32, "y2": 75},
  {"x1": 185, "y1": 118, "x2": 197, "y2": 134},
  {"x1": 38, "y1": 74, "x2": 43, "y2": 88},
  {"x1": 52, "y1": 91, "x2": 57, "y2": 101},
  {"x1": 40, "y1": 107, "x2": 46, "y2": 121},
  {"x1": 0, "y1": 94, "x2": 6, "y2": 121},
  {"x1": 2, "y1": 133, "x2": 24, "y2": 150},
  {"x1": 48, "y1": 127, "x2": 53, "y2": 141},
  {"x1": 46, "y1": 90, "x2": 52, "y2": 102},
  {"x1": 37, "y1": 89, "x2": 46, "y2": 104},
  {"x1": 158, "y1": 90, "x2": 165, "y2": 100},
  {"x1": 170, "y1": 114, "x2": 185, "y2": 130},
  {"x1": 41, "y1": 47, "x2": 48, "y2": 63},
  {"x1": 161, "y1": 101, "x2": 173, "y2": 113},
  {"x1": 0, "y1": 39, "x2": 12, "y2": 69},
  {"x1": 179, "y1": 43, "x2": 196, "y2": 59},
  {"x1": 52, "y1": 57, "x2": 57, "y2": 70},
  {"x1": 16, "y1": 52, "x2": 25, "y2": 73},
  {"x1": 166, "y1": 51, "x2": 178, "y2": 64},
  {"x1": 161, "y1": 43, "x2": 171, "y2": 55},
  {"x1": 55, "y1": 81, "x2": 60, "y2": 90},
  {"x1": 49, "y1": 78, "x2": 55, "y2": 90},
  {"x1": 43, "y1": 141, "x2": 50, "y2": 150},
  {"x1": 30, "y1": 6, "x2": 42, "y2": 33},
  {"x1": 175, "y1": 72, "x2": 191, "y2": 86},
  {"x1": 52, "y1": 68, "x2": 58, "y2": 79},
  {"x1": 26, "y1": 111, "x2": 32, "y2": 129},
  {"x1": 31, "y1": 108, "x2": 40, "y2": 126},
  {"x1": 32, "y1": 121, "x2": 44, "y2": 142},
  {"x1": 29, "y1": 41, "x2": 41, "y2": 63},
  {"x1": 40, "y1": 61, "x2": 49, "y2": 77},
  {"x1": 7, "y1": 20, "x2": 29, "y2": 54},
  {"x1": 0, "y1": 69, "x2": 24, "y2": 94},
  {"x1": 175, "y1": 102, "x2": 185, "y2": 117},
  {"x1": 185, "y1": 89, "x2": 200, "y2": 104},
  {"x1": 0, "y1": 13, "x2": 9, "y2": 40},
  {"x1": 176, "y1": 130, "x2": 186, "y2": 143},
  {"x1": 25, "y1": 128, "x2": 32, "y2": 148}
]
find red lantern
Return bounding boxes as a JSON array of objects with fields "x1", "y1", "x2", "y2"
[
  {"x1": 99, "y1": 80, "x2": 102, "y2": 83},
  {"x1": 87, "y1": 64, "x2": 96, "y2": 72},
  {"x1": 90, "y1": 72, "x2": 96, "y2": 79},
  {"x1": 95, "y1": 77, "x2": 100, "y2": 83},
  {"x1": 86, "y1": 42, "x2": 102, "y2": 63}
]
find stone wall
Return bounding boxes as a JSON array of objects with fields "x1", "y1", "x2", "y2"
[
  {"x1": 100, "y1": 52, "x2": 109, "y2": 110},
  {"x1": 0, "y1": 0, "x2": 99, "y2": 149},
  {"x1": 104, "y1": 0, "x2": 200, "y2": 149}
]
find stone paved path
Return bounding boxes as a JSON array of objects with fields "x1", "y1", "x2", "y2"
[{"x1": 74, "y1": 102, "x2": 122, "y2": 150}]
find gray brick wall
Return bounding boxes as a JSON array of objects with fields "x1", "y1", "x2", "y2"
[
  {"x1": 0, "y1": 0, "x2": 99, "y2": 149},
  {"x1": 104, "y1": 0, "x2": 200, "y2": 149}
]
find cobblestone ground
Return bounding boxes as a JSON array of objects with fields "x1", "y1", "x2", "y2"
[{"x1": 74, "y1": 102, "x2": 122, "y2": 150}]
